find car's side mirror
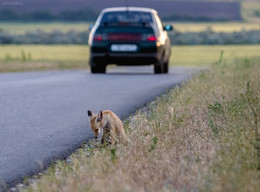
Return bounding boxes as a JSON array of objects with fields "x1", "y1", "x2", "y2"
[{"x1": 163, "y1": 24, "x2": 173, "y2": 31}]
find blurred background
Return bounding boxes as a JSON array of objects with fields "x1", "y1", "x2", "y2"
[{"x1": 0, "y1": 0, "x2": 259, "y2": 72}]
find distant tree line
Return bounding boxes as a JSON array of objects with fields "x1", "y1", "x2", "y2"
[
  {"x1": 163, "y1": 15, "x2": 229, "y2": 22},
  {"x1": 0, "y1": 8, "x2": 98, "y2": 21},
  {"x1": 253, "y1": 10, "x2": 260, "y2": 18},
  {"x1": 0, "y1": 29, "x2": 259, "y2": 45},
  {"x1": 0, "y1": 8, "x2": 240, "y2": 22},
  {"x1": 0, "y1": 30, "x2": 89, "y2": 44}
]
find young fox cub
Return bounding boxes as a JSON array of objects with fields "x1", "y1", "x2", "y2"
[{"x1": 87, "y1": 110, "x2": 127, "y2": 144}]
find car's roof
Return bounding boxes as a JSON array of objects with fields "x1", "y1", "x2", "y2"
[{"x1": 101, "y1": 7, "x2": 157, "y2": 14}]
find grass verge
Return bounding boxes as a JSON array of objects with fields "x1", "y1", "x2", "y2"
[{"x1": 19, "y1": 55, "x2": 260, "y2": 191}]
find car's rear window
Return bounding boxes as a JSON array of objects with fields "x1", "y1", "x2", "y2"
[
  {"x1": 96, "y1": 26, "x2": 154, "y2": 33},
  {"x1": 100, "y1": 11, "x2": 153, "y2": 24}
]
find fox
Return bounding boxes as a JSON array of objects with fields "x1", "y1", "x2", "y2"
[{"x1": 87, "y1": 110, "x2": 127, "y2": 145}]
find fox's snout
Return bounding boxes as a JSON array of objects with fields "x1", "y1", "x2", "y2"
[{"x1": 94, "y1": 128, "x2": 103, "y2": 142}]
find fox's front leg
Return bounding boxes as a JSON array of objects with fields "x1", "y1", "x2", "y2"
[{"x1": 102, "y1": 130, "x2": 108, "y2": 145}]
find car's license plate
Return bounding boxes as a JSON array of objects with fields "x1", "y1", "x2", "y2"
[{"x1": 111, "y1": 44, "x2": 137, "y2": 52}]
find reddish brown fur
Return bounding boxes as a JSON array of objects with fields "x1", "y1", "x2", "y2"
[{"x1": 88, "y1": 110, "x2": 127, "y2": 144}]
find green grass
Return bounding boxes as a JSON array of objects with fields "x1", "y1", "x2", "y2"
[
  {"x1": 19, "y1": 52, "x2": 260, "y2": 192},
  {"x1": 0, "y1": 45, "x2": 89, "y2": 61},
  {"x1": 242, "y1": 1, "x2": 260, "y2": 22},
  {"x1": 0, "y1": 45, "x2": 90, "y2": 72},
  {"x1": 171, "y1": 45, "x2": 260, "y2": 66},
  {"x1": 0, "y1": 45, "x2": 259, "y2": 72},
  {"x1": 172, "y1": 22, "x2": 260, "y2": 32}
]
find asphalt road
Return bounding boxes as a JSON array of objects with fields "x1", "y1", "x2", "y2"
[{"x1": 0, "y1": 66, "x2": 202, "y2": 190}]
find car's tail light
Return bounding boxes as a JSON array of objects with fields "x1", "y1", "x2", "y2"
[
  {"x1": 93, "y1": 34, "x2": 107, "y2": 42},
  {"x1": 146, "y1": 36, "x2": 157, "y2": 41},
  {"x1": 142, "y1": 34, "x2": 157, "y2": 42},
  {"x1": 93, "y1": 34, "x2": 102, "y2": 41}
]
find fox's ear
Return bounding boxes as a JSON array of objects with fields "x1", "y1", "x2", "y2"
[
  {"x1": 87, "y1": 110, "x2": 94, "y2": 118},
  {"x1": 97, "y1": 110, "x2": 103, "y2": 122}
]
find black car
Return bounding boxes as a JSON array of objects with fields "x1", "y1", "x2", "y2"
[{"x1": 88, "y1": 7, "x2": 173, "y2": 74}]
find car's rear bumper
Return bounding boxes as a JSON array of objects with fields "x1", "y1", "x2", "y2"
[{"x1": 90, "y1": 52, "x2": 160, "y2": 66}]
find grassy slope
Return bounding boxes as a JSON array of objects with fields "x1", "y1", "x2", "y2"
[
  {"x1": 21, "y1": 52, "x2": 260, "y2": 192},
  {"x1": 0, "y1": 45, "x2": 260, "y2": 72}
]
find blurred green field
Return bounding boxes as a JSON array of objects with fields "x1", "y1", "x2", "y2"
[
  {"x1": 0, "y1": 45, "x2": 89, "y2": 61},
  {"x1": 173, "y1": 22, "x2": 260, "y2": 32},
  {"x1": 0, "y1": 21, "x2": 259, "y2": 35},
  {"x1": 171, "y1": 45, "x2": 260, "y2": 66},
  {"x1": 0, "y1": 45, "x2": 259, "y2": 69},
  {"x1": 242, "y1": 1, "x2": 260, "y2": 22}
]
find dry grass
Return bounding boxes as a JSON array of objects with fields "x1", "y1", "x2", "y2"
[
  {"x1": 21, "y1": 54, "x2": 260, "y2": 191},
  {"x1": 0, "y1": 60, "x2": 88, "y2": 72}
]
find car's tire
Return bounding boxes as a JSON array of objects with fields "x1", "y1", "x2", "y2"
[
  {"x1": 163, "y1": 61, "x2": 169, "y2": 74},
  {"x1": 91, "y1": 64, "x2": 106, "y2": 74},
  {"x1": 154, "y1": 61, "x2": 164, "y2": 74}
]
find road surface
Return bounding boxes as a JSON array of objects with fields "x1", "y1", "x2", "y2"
[{"x1": 0, "y1": 66, "x2": 202, "y2": 190}]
